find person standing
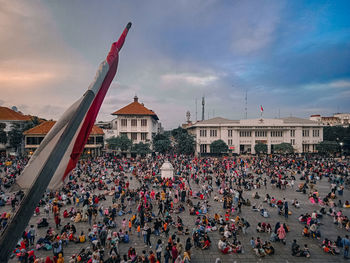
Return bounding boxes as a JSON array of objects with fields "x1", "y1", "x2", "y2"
[
  {"x1": 28, "y1": 225, "x2": 35, "y2": 246},
  {"x1": 156, "y1": 239, "x2": 163, "y2": 262},
  {"x1": 342, "y1": 235, "x2": 350, "y2": 259},
  {"x1": 284, "y1": 200, "x2": 289, "y2": 219},
  {"x1": 146, "y1": 224, "x2": 152, "y2": 248}
]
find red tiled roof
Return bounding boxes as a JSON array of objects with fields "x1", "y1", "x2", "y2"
[
  {"x1": 23, "y1": 121, "x2": 104, "y2": 135},
  {"x1": 112, "y1": 99, "x2": 159, "y2": 120},
  {"x1": 0, "y1": 106, "x2": 31, "y2": 121}
]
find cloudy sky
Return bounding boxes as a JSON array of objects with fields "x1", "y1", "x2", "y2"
[{"x1": 0, "y1": 0, "x2": 349, "y2": 129}]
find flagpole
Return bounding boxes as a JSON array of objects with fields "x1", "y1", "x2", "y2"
[{"x1": 0, "y1": 23, "x2": 131, "y2": 262}]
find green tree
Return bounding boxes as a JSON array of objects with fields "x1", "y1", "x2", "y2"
[
  {"x1": 316, "y1": 141, "x2": 339, "y2": 154},
  {"x1": 132, "y1": 142, "x2": 151, "y2": 157},
  {"x1": 255, "y1": 142, "x2": 267, "y2": 154},
  {"x1": 106, "y1": 135, "x2": 132, "y2": 152},
  {"x1": 323, "y1": 126, "x2": 350, "y2": 154},
  {"x1": 323, "y1": 126, "x2": 349, "y2": 142},
  {"x1": 8, "y1": 124, "x2": 23, "y2": 152},
  {"x1": 274, "y1": 143, "x2": 294, "y2": 154},
  {"x1": 0, "y1": 123, "x2": 7, "y2": 144},
  {"x1": 175, "y1": 133, "x2": 195, "y2": 155},
  {"x1": 22, "y1": 116, "x2": 42, "y2": 132},
  {"x1": 210, "y1": 140, "x2": 228, "y2": 154},
  {"x1": 171, "y1": 127, "x2": 187, "y2": 139},
  {"x1": 153, "y1": 134, "x2": 172, "y2": 154}
]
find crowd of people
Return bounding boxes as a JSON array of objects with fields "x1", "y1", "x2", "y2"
[{"x1": 0, "y1": 153, "x2": 349, "y2": 262}]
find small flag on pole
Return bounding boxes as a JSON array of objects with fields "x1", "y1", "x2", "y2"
[{"x1": 260, "y1": 105, "x2": 264, "y2": 113}]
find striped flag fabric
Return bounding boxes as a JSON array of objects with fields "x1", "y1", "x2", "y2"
[{"x1": 17, "y1": 23, "x2": 132, "y2": 190}]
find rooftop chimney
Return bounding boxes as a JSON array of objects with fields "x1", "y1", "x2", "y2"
[{"x1": 134, "y1": 95, "x2": 138, "y2": 103}]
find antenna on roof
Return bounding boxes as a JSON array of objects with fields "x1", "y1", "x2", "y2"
[
  {"x1": 195, "y1": 98, "x2": 198, "y2": 121},
  {"x1": 202, "y1": 96, "x2": 205, "y2": 121}
]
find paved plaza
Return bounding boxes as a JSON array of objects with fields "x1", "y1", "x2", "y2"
[{"x1": 2, "y1": 164, "x2": 350, "y2": 263}]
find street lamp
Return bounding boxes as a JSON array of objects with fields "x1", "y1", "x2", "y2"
[{"x1": 340, "y1": 142, "x2": 344, "y2": 157}]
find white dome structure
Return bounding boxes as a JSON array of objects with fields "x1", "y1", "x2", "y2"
[{"x1": 160, "y1": 161, "x2": 174, "y2": 179}]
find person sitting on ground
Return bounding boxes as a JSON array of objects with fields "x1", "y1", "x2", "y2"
[
  {"x1": 291, "y1": 240, "x2": 300, "y2": 256},
  {"x1": 302, "y1": 226, "x2": 310, "y2": 237},
  {"x1": 218, "y1": 237, "x2": 231, "y2": 254},
  {"x1": 263, "y1": 241, "x2": 274, "y2": 255},
  {"x1": 201, "y1": 236, "x2": 211, "y2": 250},
  {"x1": 344, "y1": 200, "x2": 350, "y2": 208},
  {"x1": 79, "y1": 232, "x2": 86, "y2": 243}
]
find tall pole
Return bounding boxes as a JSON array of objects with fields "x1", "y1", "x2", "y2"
[
  {"x1": 245, "y1": 90, "x2": 247, "y2": 119},
  {"x1": 195, "y1": 98, "x2": 198, "y2": 121},
  {"x1": 202, "y1": 96, "x2": 205, "y2": 121}
]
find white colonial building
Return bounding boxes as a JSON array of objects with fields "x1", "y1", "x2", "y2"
[
  {"x1": 0, "y1": 106, "x2": 32, "y2": 155},
  {"x1": 187, "y1": 117, "x2": 323, "y2": 154},
  {"x1": 310, "y1": 113, "x2": 350, "y2": 127},
  {"x1": 104, "y1": 96, "x2": 161, "y2": 144}
]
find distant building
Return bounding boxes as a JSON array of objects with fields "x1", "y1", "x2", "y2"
[
  {"x1": 0, "y1": 106, "x2": 32, "y2": 155},
  {"x1": 23, "y1": 121, "x2": 104, "y2": 156},
  {"x1": 106, "y1": 96, "x2": 161, "y2": 145},
  {"x1": 0, "y1": 106, "x2": 32, "y2": 132},
  {"x1": 310, "y1": 113, "x2": 350, "y2": 127},
  {"x1": 186, "y1": 117, "x2": 323, "y2": 155}
]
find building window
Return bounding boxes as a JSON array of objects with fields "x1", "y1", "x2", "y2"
[
  {"x1": 228, "y1": 139, "x2": 233, "y2": 145},
  {"x1": 121, "y1": 119, "x2": 127, "y2": 127},
  {"x1": 312, "y1": 129, "x2": 319, "y2": 137},
  {"x1": 141, "y1": 133, "x2": 147, "y2": 140},
  {"x1": 26, "y1": 136, "x2": 44, "y2": 145},
  {"x1": 87, "y1": 136, "x2": 95, "y2": 145},
  {"x1": 271, "y1": 131, "x2": 283, "y2": 137},
  {"x1": 290, "y1": 130, "x2": 295, "y2": 137},
  {"x1": 131, "y1": 133, "x2": 137, "y2": 141},
  {"x1": 290, "y1": 139, "x2": 295, "y2": 145},
  {"x1": 255, "y1": 131, "x2": 267, "y2": 137},
  {"x1": 302, "y1": 130, "x2": 309, "y2": 137},
  {"x1": 239, "y1": 131, "x2": 251, "y2": 137},
  {"x1": 210, "y1": 129, "x2": 217, "y2": 137},
  {"x1": 141, "y1": 119, "x2": 147, "y2": 126},
  {"x1": 200, "y1": 144, "x2": 207, "y2": 153},
  {"x1": 131, "y1": 119, "x2": 137, "y2": 127},
  {"x1": 96, "y1": 136, "x2": 103, "y2": 144},
  {"x1": 200, "y1": 130, "x2": 207, "y2": 137},
  {"x1": 120, "y1": 132, "x2": 127, "y2": 137},
  {"x1": 228, "y1": 130, "x2": 233, "y2": 137}
]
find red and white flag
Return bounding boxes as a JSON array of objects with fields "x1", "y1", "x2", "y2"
[
  {"x1": 17, "y1": 23, "x2": 131, "y2": 190},
  {"x1": 260, "y1": 105, "x2": 264, "y2": 112}
]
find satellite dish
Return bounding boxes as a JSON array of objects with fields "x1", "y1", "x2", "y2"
[{"x1": 11, "y1": 106, "x2": 18, "y2": 112}]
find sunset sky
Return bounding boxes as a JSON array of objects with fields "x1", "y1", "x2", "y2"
[{"x1": 0, "y1": 0, "x2": 349, "y2": 128}]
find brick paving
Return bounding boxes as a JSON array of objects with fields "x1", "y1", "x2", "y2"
[{"x1": 3, "y1": 168, "x2": 350, "y2": 263}]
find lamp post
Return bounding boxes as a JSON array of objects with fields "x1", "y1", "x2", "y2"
[
  {"x1": 340, "y1": 142, "x2": 344, "y2": 158},
  {"x1": 198, "y1": 139, "x2": 201, "y2": 159}
]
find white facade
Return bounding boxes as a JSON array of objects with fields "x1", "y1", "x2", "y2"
[
  {"x1": 108, "y1": 115, "x2": 160, "y2": 143},
  {"x1": 104, "y1": 96, "x2": 161, "y2": 145},
  {"x1": 187, "y1": 117, "x2": 323, "y2": 154},
  {"x1": 310, "y1": 113, "x2": 350, "y2": 127}
]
